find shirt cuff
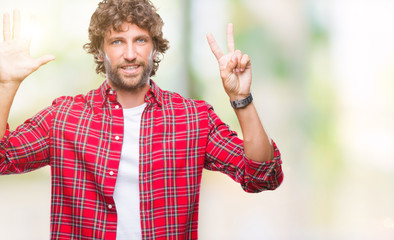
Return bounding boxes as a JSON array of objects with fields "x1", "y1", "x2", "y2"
[
  {"x1": 243, "y1": 140, "x2": 283, "y2": 190},
  {"x1": 0, "y1": 124, "x2": 10, "y2": 159}
]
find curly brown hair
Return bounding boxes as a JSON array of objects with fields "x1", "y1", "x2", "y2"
[{"x1": 83, "y1": 0, "x2": 169, "y2": 76}]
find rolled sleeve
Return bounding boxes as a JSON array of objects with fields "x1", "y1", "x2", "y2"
[
  {"x1": 242, "y1": 140, "x2": 283, "y2": 192},
  {"x1": 0, "y1": 124, "x2": 11, "y2": 161},
  {"x1": 0, "y1": 103, "x2": 55, "y2": 175}
]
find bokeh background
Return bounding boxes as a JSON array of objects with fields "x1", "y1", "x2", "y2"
[{"x1": 1, "y1": 0, "x2": 394, "y2": 239}]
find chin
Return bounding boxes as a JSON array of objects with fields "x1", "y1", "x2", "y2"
[{"x1": 111, "y1": 77, "x2": 148, "y2": 91}]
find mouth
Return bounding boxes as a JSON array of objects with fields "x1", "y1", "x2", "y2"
[{"x1": 120, "y1": 64, "x2": 140, "y2": 75}]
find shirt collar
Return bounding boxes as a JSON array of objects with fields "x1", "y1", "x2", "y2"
[
  {"x1": 145, "y1": 80, "x2": 164, "y2": 107},
  {"x1": 98, "y1": 79, "x2": 164, "y2": 107},
  {"x1": 98, "y1": 80, "x2": 113, "y2": 107}
]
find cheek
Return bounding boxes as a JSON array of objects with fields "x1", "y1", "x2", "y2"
[
  {"x1": 143, "y1": 49, "x2": 155, "y2": 61},
  {"x1": 103, "y1": 54, "x2": 117, "y2": 70},
  {"x1": 105, "y1": 53, "x2": 122, "y2": 67},
  {"x1": 103, "y1": 46, "x2": 123, "y2": 61},
  {"x1": 104, "y1": 54, "x2": 111, "y2": 64}
]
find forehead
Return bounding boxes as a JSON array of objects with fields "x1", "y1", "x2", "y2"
[{"x1": 105, "y1": 22, "x2": 151, "y2": 38}]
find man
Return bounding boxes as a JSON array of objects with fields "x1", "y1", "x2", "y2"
[{"x1": 0, "y1": 0, "x2": 283, "y2": 239}]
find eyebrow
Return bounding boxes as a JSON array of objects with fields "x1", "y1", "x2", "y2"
[{"x1": 106, "y1": 33, "x2": 151, "y2": 42}]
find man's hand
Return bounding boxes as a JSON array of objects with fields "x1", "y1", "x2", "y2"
[
  {"x1": 206, "y1": 23, "x2": 251, "y2": 101},
  {"x1": 0, "y1": 10, "x2": 55, "y2": 85}
]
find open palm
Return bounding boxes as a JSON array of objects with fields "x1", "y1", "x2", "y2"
[{"x1": 0, "y1": 10, "x2": 54, "y2": 84}]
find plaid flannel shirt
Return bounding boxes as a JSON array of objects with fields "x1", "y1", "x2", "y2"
[{"x1": 0, "y1": 80, "x2": 283, "y2": 239}]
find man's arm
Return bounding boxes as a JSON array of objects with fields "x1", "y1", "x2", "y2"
[
  {"x1": 0, "y1": 10, "x2": 55, "y2": 140},
  {"x1": 206, "y1": 23, "x2": 274, "y2": 163},
  {"x1": 232, "y1": 102, "x2": 274, "y2": 163}
]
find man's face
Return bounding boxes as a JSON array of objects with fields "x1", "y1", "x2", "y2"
[{"x1": 102, "y1": 22, "x2": 155, "y2": 91}]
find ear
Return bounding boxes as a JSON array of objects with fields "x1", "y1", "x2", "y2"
[
  {"x1": 97, "y1": 51, "x2": 104, "y2": 62},
  {"x1": 153, "y1": 50, "x2": 158, "y2": 60}
]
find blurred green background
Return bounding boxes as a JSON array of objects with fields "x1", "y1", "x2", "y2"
[{"x1": 1, "y1": 0, "x2": 394, "y2": 239}]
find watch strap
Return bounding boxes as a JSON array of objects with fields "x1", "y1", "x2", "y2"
[{"x1": 230, "y1": 93, "x2": 253, "y2": 109}]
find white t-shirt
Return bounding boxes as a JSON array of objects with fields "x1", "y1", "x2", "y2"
[{"x1": 113, "y1": 103, "x2": 146, "y2": 240}]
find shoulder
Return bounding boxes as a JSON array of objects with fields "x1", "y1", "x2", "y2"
[
  {"x1": 160, "y1": 90, "x2": 213, "y2": 112},
  {"x1": 50, "y1": 87, "x2": 100, "y2": 108},
  {"x1": 51, "y1": 94, "x2": 86, "y2": 108}
]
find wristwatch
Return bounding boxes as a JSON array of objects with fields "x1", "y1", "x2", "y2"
[{"x1": 230, "y1": 93, "x2": 253, "y2": 109}]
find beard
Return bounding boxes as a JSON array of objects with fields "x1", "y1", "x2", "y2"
[{"x1": 104, "y1": 55, "x2": 153, "y2": 92}]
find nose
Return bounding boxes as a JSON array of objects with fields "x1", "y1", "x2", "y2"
[{"x1": 123, "y1": 43, "x2": 137, "y2": 61}]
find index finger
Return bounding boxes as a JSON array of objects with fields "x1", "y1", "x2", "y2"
[
  {"x1": 206, "y1": 32, "x2": 224, "y2": 60},
  {"x1": 13, "y1": 10, "x2": 21, "y2": 39},
  {"x1": 227, "y1": 23, "x2": 235, "y2": 53},
  {"x1": 3, "y1": 12, "x2": 11, "y2": 41}
]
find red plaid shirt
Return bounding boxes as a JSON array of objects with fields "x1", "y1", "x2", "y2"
[{"x1": 0, "y1": 80, "x2": 283, "y2": 240}]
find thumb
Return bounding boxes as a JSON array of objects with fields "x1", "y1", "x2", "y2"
[
  {"x1": 221, "y1": 55, "x2": 237, "y2": 77},
  {"x1": 34, "y1": 54, "x2": 56, "y2": 69}
]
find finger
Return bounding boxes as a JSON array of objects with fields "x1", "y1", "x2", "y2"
[
  {"x1": 206, "y1": 33, "x2": 224, "y2": 60},
  {"x1": 3, "y1": 12, "x2": 11, "y2": 41},
  {"x1": 222, "y1": 55, "x2": 237, "y2": 78},
  {"x1": 12, "y1": 9, "x2": 21, "y2": 39},
  {"x1": 239, "y1": 54, "x2": 250, "y2": 72},
  {"x1": 24, "y1": 15, "x2": 37, "y2": 42},
  {"x1": 233, "y1": 50, "x2": 242, "y2": 72},
  {"x1": 35, "y1": 54, "x2": 56, "y2": 69},
  {"x1": 227, "y1": 23, "x2": 235, "y2": 53}
]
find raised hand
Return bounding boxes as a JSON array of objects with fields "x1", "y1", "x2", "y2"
[
  {"x1": 0, "y1": 10, "x2": 55, "y2": 85},
  {"x1": 206, "y1": 23, "x2": 252, "y2": 101}
]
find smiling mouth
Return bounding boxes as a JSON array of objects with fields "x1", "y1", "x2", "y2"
[{"x1": 120, "y1": 65, "x2": 140, "y2": 75}]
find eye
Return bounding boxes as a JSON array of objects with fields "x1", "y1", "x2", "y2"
[
  {"x1": 136, "y1": 38, "x2": 147, "y2": 43},
  {"x1": 112, "y1": 40, "x2": 122, "y2": 45}
]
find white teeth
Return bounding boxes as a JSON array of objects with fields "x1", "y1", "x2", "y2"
[{"x1": 123, "y1": 66, "x2": 138, "y2": 70}]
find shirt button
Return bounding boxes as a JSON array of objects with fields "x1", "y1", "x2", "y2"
[
  {"x1": 109, "y1": 90, "x2": 114, "y2": 95},
  {"x1": 108, "y1": 204, "x2": 113, "y2": 209},
  {"x1": 109, "y1": 171, "x2": 114, "y2": 176},
  {"x1": 115, "y1": 105, "x2": 120, "y2": 109},
  {"x1": 115, "y1": 136, "x2": 120, "y2": 141}
]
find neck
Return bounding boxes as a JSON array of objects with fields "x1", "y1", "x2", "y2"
[{"x1": 109, "y1": 81, "x2": 150, "y2": 109}]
